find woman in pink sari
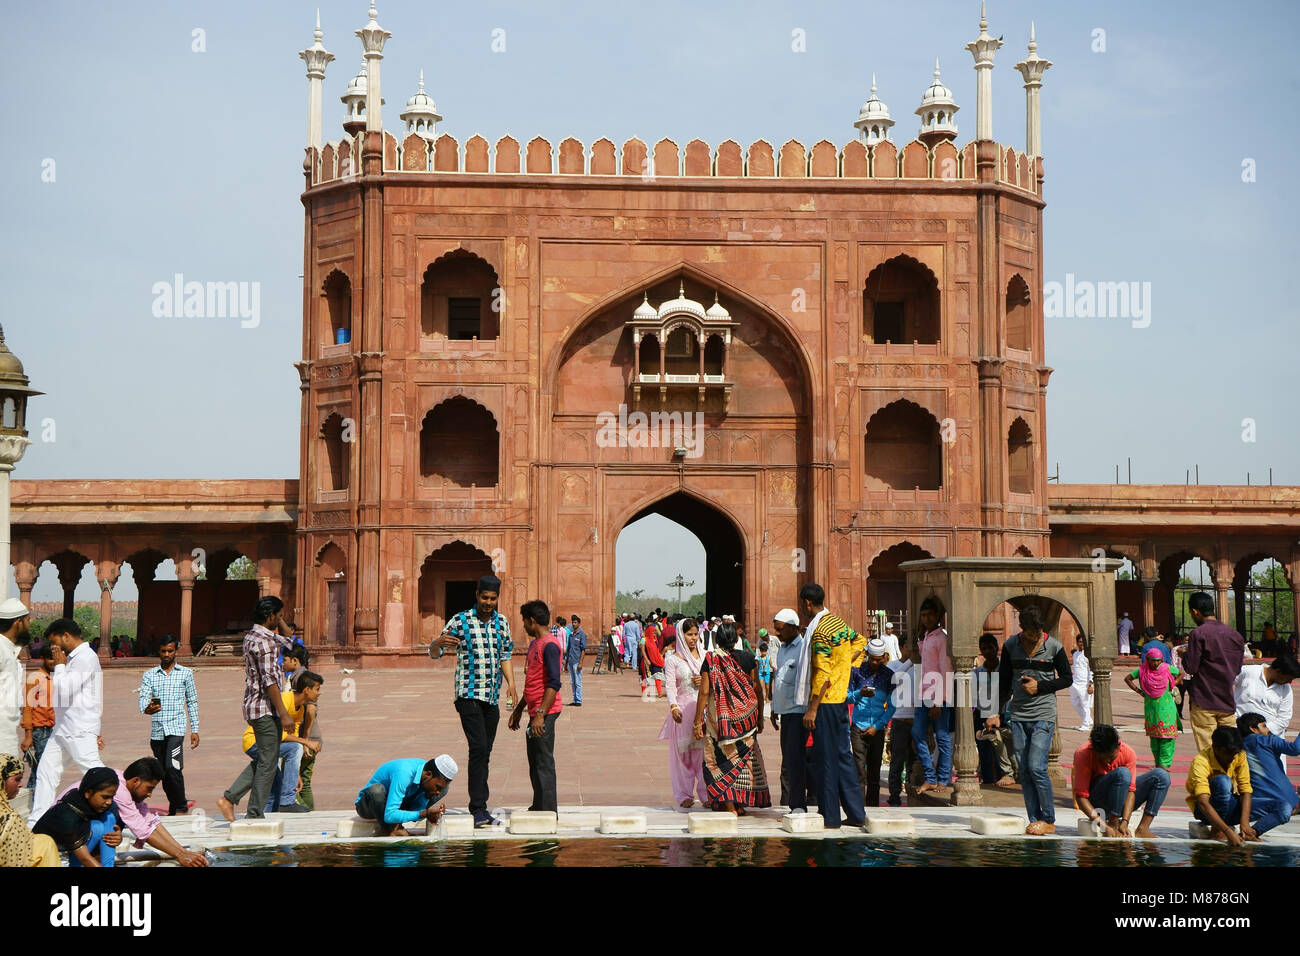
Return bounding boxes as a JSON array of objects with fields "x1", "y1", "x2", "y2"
[{"x1": 659, "y1": 619, "x2": 708, "y2": 809}]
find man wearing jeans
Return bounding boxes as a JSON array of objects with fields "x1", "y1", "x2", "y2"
[
  {"x1": 509, "y1": 600, "x2": 563, "y2": 812},
  {"x1": 139, "y1": 635, "x2": 200, "y2": 815},
  {"x1": 433, "y1": 575, "x2": 517, "y2": 828},
  {"x1": 912, "y1": 596, "x2": 953, "y2": 796},
  {"x1": 217, "y1": 596, "x2": 298, "y2": 822},
  {"x1": 1072, "y1": 724, "x2": 1169, "y2": 838},
  {"x1": 566, "y1": 615, "x2": 587, "y2": 706},
  {"x1": 988, "y1": 605, "x2": 1072, "y2": 835}
]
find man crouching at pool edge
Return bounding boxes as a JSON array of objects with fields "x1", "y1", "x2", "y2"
[{"x1": 355, "y1": 755, "x2": 459, "y2": 836}]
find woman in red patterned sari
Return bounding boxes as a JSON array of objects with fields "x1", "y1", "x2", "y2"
[{"x1": 692, "y1": 622, "x2": 771, "y2": 814}]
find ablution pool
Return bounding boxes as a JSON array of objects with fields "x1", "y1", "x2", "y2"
[{"x1": 209, "y1": 836, "x2": 1300, "y2": 867}]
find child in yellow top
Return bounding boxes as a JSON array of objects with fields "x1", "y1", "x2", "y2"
[{"x1": 1185, "y1": 725, "x2": 1255, "y2": 846}]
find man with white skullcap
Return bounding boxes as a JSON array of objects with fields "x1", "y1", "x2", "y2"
[
  {"x1": 0, "y1": 597, "x2": 31, "y2": 767},
  {"x1": 355, "y1": 754, "x2": 459, "y2": 836},
  {"x1": 846, "y1": 638, "x2": 896, "y2": 806}
]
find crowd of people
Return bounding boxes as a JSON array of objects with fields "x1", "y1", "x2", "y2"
[{"x1": 2, "y1": 577, "x2": 1298, "y2": 864}]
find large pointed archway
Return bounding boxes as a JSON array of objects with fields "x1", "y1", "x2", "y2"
[{"x1": 618, "y1": 491, "x2": 745, "y2": 620}]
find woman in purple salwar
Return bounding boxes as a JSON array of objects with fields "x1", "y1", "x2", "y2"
[{"x1": 659, "y1": 619, "x2": 708, "y2": 809}]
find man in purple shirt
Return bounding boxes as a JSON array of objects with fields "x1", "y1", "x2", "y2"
[{"x1": 1184, "y1": 591, "x2": 1246, "y2": 752}]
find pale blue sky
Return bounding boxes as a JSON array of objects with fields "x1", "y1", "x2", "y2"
[{"x1": 3, "y1": 0, "x2": 1295, "y2": 601}]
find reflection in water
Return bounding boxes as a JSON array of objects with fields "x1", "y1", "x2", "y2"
[{"x1": 210, "y1": 837, "x2": 1300, "y2": 868}]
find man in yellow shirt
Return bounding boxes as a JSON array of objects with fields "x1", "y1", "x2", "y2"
[
  {"x1": 239, "y1": 671, "x2": 323, "y2": 814},
  {"x1": 1186, "y1": 725, "x2": 1256, "y2": 847},
  {"x1": 799, "y1": 583, "x2": 867, "y2": 829}
]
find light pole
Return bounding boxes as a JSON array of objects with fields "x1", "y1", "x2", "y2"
[
  {"x1": 0, "y1": 326, "x2": 40, "y2": 604},
  {"x1": 665, "y1": 574, "x2": 694, "y2": 614}
]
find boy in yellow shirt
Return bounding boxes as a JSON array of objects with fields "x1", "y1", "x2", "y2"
[
  {"x1": 1185, "y1": 725, "x2": 1256, "y2": 847},
  {"x1": 239, "y1": 671, "x2": 323, "y2": 814}
]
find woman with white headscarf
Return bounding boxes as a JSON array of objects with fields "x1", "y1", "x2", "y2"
[{"x1": 659, "y1": 619, "x2": 709, "y2": 809}]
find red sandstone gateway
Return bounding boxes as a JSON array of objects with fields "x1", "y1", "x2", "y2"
[{"x1": 7, "y1": 8, "x2": 1299, "y2": 668}]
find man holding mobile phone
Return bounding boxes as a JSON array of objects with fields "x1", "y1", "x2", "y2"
[{"x1": 140, "y1": 635, "x2": 200, "y2": 815}]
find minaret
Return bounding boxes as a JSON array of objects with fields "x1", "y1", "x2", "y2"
[
  {"x1": 854, "y1": 74, "x2": 895, "y2": 146},
  {"x1": 298, "y1": 10, "x2": 334, "y2": 151},
  {"x1": 915, "y1": 59, "x2": 959, "y2": 148},
  {"x1": 400, "y1": 70, "x2": 443, "y2": 140},
  {"x1": 965, "y1": 1, "x2": 1003, "y2": 142},
  {"x1": 1015, "y1": 22, "x2": 1052, "y2": 157},
  {"x1": 356, "y1": 2, "x2": 392, "y2": 133},
  {"x1": 341, "y1": 60, "x2": 370, "y2": 137}
]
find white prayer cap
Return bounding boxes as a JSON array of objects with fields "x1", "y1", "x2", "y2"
[
  {"x1": 434, "y1": 754, "x2": 458, "y2": 780},
  {"x1": 0, "y1": 598, "x2": 29, "y2": 619},
  {"x1": 772, "y1": 608, "x2": 800, "y2": 626},
  {"x1": 867, "y1": 638, "x2": 888, "y2": 657},
  {"x1": 884, "y1": 622, "x2": 895, "y2": 631},
  {"x1": 722, "y1": 614, "x2": 735, "y2": 622}
]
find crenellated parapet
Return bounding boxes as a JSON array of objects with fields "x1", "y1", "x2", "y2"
[{"x1": 306, "y1": 133, "x2": 1040, "y2": 195}]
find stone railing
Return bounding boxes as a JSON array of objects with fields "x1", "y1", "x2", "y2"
[{"x1": 307, "y1": 132, "x2": 1040, "y2": 196}]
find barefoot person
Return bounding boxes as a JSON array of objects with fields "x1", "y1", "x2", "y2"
[
  {"x1": 216, "y1": 597, "x2": 299, "y2": 822},
  {"x1": 1072, "y1": 725, "x2": 1170, "y2": 839},
  {"x1": 1186, "y1": 726, "x2": 1256, "y2": 846},
  {"x1": 659, "y1": 619, "x2": 708, "y2": 810},
  {"x1": 989, "y1": 605, "x2": 1072, "y2": 836},
  {"x1": 431, "y1": 575, "x2": 517, "y2": 829},
  {"x1": 355, "y1": 755, "x2": 458, "y2": 837},
  {"x1": 1236, "y1": 712, "x2": 1300, "y2": 836}
]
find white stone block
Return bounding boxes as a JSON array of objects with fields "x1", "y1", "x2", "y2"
[
  {"x1": 688, "y1": 812, "x2": 738, "y2": 834},
  {"x1": 599, "y1": 814, "x2": 647, "y2": 834},
  {"x1": 1188, "y1": 821, "x2": 1214, "y2": 840},
  {"x1": 509, "y1": 810, "x2": 558, "y2": 835},
  {"x1": 863, "y1": 814, "x2": 915, "y2": 835},
  {"x1": 229, "y1": 819, "x2": 284, "y2": 842},
  {"x1": 336, "y1": 817, "x2": 383, "y2": 838},
  {"x1": 781, "y1": 812, "x2": 825, "y2": 834},
  {"x1": 438, "y1": 814, "x2": 475, "y2": 838},
  {"x1": 968, "y1": 814, "x2": 1023, "y2": 835},
  {"x1": 558, "y1": 811, "x2": 603, "y2": 828}
]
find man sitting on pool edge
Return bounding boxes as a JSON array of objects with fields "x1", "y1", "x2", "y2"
[{"x1": 355, "y1": 755, "x2": 458, "y2": 836}]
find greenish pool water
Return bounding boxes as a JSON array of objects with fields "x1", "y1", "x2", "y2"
[{"x1": 212, "y1": 838, "x2": 1300, "y2": 867}]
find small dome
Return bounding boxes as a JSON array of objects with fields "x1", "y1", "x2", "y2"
[
  {"x1": 405, "y1": 71, "x2": 437, "y2": 111},
  {"x1": 657, "y1": 282, "x2": 707, "y2": 322},
  {"x1": 705, "y1": 292, "x2": 730, "y2": 321},
  {"x1": 917, "y1": 59, "x2": 957, "y2": 111},
  {"x1": 345, "y1": 63, "x2": 368, "y2": 98},
  {"x1": 633, "y1": 292, "x2": 656, "y2": 320},
  {"x1": 857, "y1": 76, "x2": 892, "y2": 124},
  {"x1": 0, "y1": 344, "x2": 22, "y2": 378}
]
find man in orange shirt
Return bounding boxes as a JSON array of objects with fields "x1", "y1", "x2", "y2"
[{"x1": 21, "y1": 644, "x2": 56, "y2": 789}]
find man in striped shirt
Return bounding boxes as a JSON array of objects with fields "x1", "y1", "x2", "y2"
[
  {"x1": 139, "y1": 635, "x2": 200, "y2": 815},
  {"x1": 432, "y1": 575, "x2": 518, "y2": 828},
  {"x1": 217, "y1": 596, "x2": 298, "y2": 821}
]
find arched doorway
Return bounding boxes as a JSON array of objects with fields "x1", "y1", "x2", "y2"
[
  {"x1": 618, "y1": 492, "x2": 745, "y2": 621},
  {"x1": 419, "y1": 542, "x2": 494, "y2": 643}
]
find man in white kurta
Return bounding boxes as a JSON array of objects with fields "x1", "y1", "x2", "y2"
[
  {"x1": 0, "y1": 599, "x2": 31, "y2": 761},
  {"x1": 1234, "y1": 655, "x2": 1298, "y2": 737},
  {"x1": 1069, "y1": 636, "x2": 1094, "y2": 731},
  {"x1": 28, "y1": 619, "x2": 104, "y2": 826}
]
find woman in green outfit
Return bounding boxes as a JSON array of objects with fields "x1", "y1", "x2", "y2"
[{"x1": 1124, "y1": 647, "x2": 1181, "y2": 768}]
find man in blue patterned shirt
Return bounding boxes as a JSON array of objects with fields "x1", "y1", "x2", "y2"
[
  {"x1": 139, "y1": 635, "x2": 200, "y2": 815},
  {"x1": 432, "y1": 574, "x2": 517, "y2": 828}
]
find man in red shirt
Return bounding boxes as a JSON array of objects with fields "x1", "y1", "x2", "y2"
[
  {"x1": 508, "y1": 601, "x2": 563, "y2": 813},
  {"x1": 1072, "y1": 724, "x2": 1170, "y2": 838}
]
